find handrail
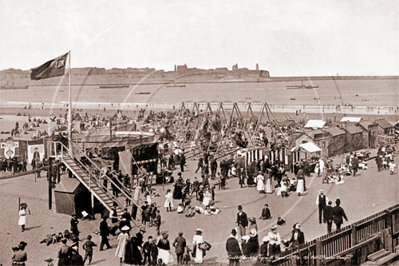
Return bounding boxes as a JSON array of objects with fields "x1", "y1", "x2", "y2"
[
  {"x1": 68, "y1": 141, "x2": 135, "y2": 204},
  {"x1": 73, "y1": 139, "x2": 143, "y2": 196},
  {"x1": 57, "y1": 141, "x2": 142, "y2": 213},
  {"x1": 59, "y1": 143, "x2": 126, "y2": 210}
]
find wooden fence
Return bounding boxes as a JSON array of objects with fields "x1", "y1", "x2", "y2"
[{"x1": 271, "y1": 204, "x2": 399, "y2": 265}]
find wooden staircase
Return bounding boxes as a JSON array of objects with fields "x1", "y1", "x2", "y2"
[
  {"x1": 62, "y1": 155, "x2": 125, "y2": 217},
  {"x1": 50, "y1": 140, "x2": 141, "y2": 226}
]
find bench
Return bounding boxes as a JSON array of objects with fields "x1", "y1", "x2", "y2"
[
  {"x1": 360, "y1": 248, "x2": 399, "y2": 266},
  {"x1": 367, "y1": 249, "x2": 390, "y2": 262}
]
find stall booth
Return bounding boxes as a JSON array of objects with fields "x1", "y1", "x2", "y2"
[
  {"x1": 290, "y1": 142, "x2": 322, "y2": 173},
  {"x1": 118, "y1": 143, "x2": 159, "y2": 186}
]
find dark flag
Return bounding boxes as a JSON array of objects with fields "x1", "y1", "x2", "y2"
[{"x1": 30, "y1": 52, "x2": 69, "y2": 80}]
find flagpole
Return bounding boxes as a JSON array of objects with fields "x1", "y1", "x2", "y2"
[{"x1": 68, "y1": 50, "x2": 72, "y2": 151}]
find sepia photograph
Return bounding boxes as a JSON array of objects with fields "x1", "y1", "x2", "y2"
[{"x1": 0, "y1": 1, "x2": 399, "y2": 265}]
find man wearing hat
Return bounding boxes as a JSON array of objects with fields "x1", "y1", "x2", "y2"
[
  {"x1": 173, "y1": 231, "x2": 187, "y2": 265},
  {"x1": 324, "y1": 201, "x2": 334, "y2": 233},
  {"x1": 99, "y1": 217, "x2": 112, "y2": 251},
  {"x1": 226, "y1": 229, "x2": 241, "y2": 266},
  {"x1": 70, "y1": 213, "x2": 79, "y2": 237},
  {"x1": 333, "y1": 198, "x2": 348, "y2": 231},
  {"x1": 12, "y1": 241, "x2": 27, "y2": 266},
  {"x1": 236, "y1": 205, "x2": 248, "y2": 239},
  {"x1": 316, "y1": 190, "x2": 329, "y2": 224}
]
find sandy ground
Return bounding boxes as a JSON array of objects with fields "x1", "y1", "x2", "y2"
[
  {"x1": 1, "y1": 148, "x2": 398, "y2": 265},
  {"x1": 1, "y1": 107, "x2": 399, "y2": 265}
]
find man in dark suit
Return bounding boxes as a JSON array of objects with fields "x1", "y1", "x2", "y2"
[
  {"x1": 180, "y1": 154, "x2": 186, "y2": 172},
  {"x1": 316, "y1": 190, "x2": 329, "y2": 224},
  {"x1": 172, "y1": 231, "x2": 187, "y2": 265},
  {"x1": 236, "y1": 205, "x2": 248, "y2": 239},
  {"x1": 290, "y1": 223, "x2": 305, "y2": 265},
  {"x1": 324, "y1": 201, "x2": 334, "y2": 233},
  {"x1": 333, "y1": 199, "x2": 348, "y2": 231},
  {"x1": 352, "y1": 156, "x2": 359, "y2": 176},
  {"x1": 226, "y1": 229, "x2": 242, "y2": 266},
  {"x1": 99, "y1": 217, "x2": 112, "y2": 251}
]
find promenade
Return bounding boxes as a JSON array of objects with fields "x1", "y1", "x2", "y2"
[{"x1": 1, "y1": 148, "x2": 398, "y2": 265}]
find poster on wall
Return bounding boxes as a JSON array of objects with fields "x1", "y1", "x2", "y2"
[
  {"x1": 27, "y1": 144, "x2": 45, "y2": 164},
  {"x1": 0, "y1": 139, "x2": 20, "y2": 159}
]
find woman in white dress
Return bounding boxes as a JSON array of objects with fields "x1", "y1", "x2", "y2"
[
  {"x1": 18, "y1": 203, "x2": 30, "y2": 232},
  {"x1": 115, "y1": 226, "x2": 130, "y2": 265},
  {"x1": 296, "y1": 176, "x2": 305, "y2": 196},
  {"x1": 265, "y1": 171, "x2": 273, "y2": 194},
  {"x1": 193, "y1": 228, "x2": 204, "y2": 263},
  {"x1": 202, "y1": 188, "x2": 212, "y2": 207},
  {"x1": 164, "y1": 189, "x2": 174, "y2": 212},
  {"x1": 256, "y1": 171, "x2": 265, "y2": 193}
]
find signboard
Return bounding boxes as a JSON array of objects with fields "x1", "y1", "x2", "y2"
[
  {"x1": 27, "y1": 144, "x2": 45, "y2": 163},
  {"x1": 0, "y1": 139, "x2": 19, "y2": 159}
]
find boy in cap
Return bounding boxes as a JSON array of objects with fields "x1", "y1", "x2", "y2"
[{"x1": 83, "y1": 235, "x2": 97, "y2": 265}]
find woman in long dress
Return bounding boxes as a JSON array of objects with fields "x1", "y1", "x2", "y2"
[
  {"x1": 202, "y1": 188, "x2": 212, "y2": 207},
  {"x1": 18, "y1": 203, "x2": 30, "y2": 232},
  {"x1": 157, "y1": 232, "x2": 173, "y2": 264},
  {"x1": 296, "y1": 176, "x2": 305, "y2": 196},
  {"x1": 193, "y1": 229, "x2": 204, "y2": 263},
  {"x1": 164, "y1": 189, "x2": 174, "y2": 212},
  {"x1": 265, "y1": 172, "x2": 273, "y2": 194},
  {"x1": 124, "y1": 234, "x2": 142, "y2": 265},
  {"x1": 115, "y1": 226, "x2": 130, "y2": 265},
  {"x1": 256, "y1": 172, "x2": 265, "y2": 193}
]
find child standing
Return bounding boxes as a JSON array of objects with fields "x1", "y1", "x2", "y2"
[
  {"x1": 389, "y1": 161, "x2": 396, "y2": 175},
  {"x1": 83, "y1": 235, "x2": 97, "y2": 265},
  {"x1": 164, "y1": 189, "x2": 173, "y2": 212},
  {"x1": 154, "y1": 210, "x2": 162, "y2": 236}
]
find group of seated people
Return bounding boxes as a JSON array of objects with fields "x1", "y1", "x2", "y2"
[
  {"x1": 39, "y1": 229, "x2": 78, "y2": 248},
  {"x1": 275, "y1": 176, "x2": 297, "y2": 197}
]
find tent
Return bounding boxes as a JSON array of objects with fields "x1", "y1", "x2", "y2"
[
  {"x1": 304, "y1": 120, "x2": 326, "y2": 129},
  {"x1": 340, "y1": 117, "x2": 362, "y2": 123},
  {"x1": 291, "y1": 142, "x2": 322, "y2": 153}
]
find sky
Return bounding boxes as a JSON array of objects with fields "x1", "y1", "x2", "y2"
[{"x1": 0, "y1": 0, "x2": 398, "y2": 76}]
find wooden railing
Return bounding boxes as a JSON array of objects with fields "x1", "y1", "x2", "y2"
[
  {"x1": 49, "y1": 141, "x2": 142, "y2": 220},
  {"x1": 271, "y1": 204, "x2": 399, "y2": 265}
]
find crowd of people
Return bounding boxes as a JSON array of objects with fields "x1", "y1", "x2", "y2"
[{"x1": 6, "y1": 106, "x2": 398, "y2": 266}]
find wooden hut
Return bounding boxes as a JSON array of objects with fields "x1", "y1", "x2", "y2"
[
  {"x1": 322, "y1": 127, "x2": 346, "y2": 157},
  {"x1": 358, "y1": 121, "x2": 378, "y2": 148},
  {"x1": 54, "y1": 177, "x2": 91, "y2": 217},
  {"x1": 342, "y1": 124, "x2": 364, "y2": 153}
]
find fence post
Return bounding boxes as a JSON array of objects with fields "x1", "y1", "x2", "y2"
[
  {"x1": 351, "y1": 224, "x2": 357, "y2": 247},
  {"x1": 385, "y1": 210, "x2": 394, "y2": 253},
  {"x1": 315, "y1": 239, "x2": 322, "y2": 266}
]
